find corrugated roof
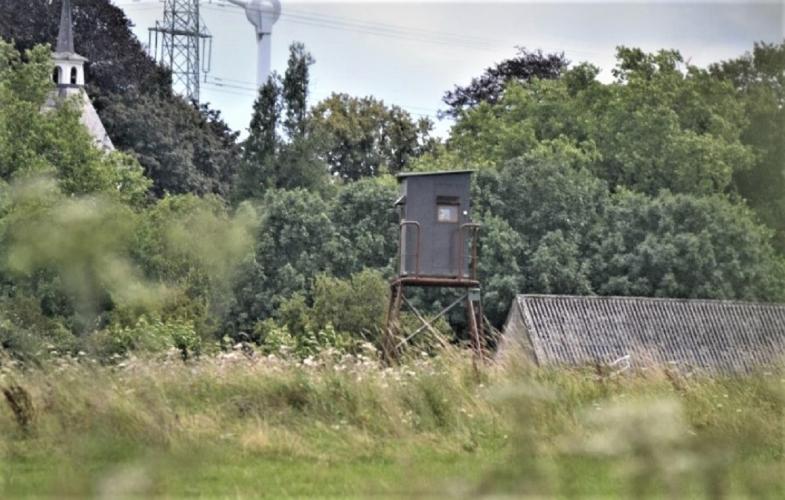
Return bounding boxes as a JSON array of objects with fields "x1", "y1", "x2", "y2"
[{"x1": 503, "y1": 294, "x2": 785, "y2": 373}]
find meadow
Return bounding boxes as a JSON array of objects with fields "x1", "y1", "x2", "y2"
[{"x1": 1, "y1": 346, "x2": 783, "y2": 498}]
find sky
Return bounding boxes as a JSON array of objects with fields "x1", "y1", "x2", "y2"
[{"x1": 113, "y1": 1, "x2": 784, "y2": 137}]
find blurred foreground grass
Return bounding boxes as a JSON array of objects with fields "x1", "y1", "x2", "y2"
[{"x1": 1, "y1": 347, "x2": 784, "y2": 498}]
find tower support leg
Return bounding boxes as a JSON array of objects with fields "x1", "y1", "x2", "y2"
[
  {"x1": 466, "y1": 288, "x2": 484, "y2": 361},
  {"x1": 383, "y1": 282, "x2": 404, "y2": 364},
  {"x1": 383, "y1": 282, "x2": 485, "y2": 363}
]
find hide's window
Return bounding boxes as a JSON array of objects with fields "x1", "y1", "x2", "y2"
[{"x1": 437, "y1": 205, "x2": 458, "y2": 223}]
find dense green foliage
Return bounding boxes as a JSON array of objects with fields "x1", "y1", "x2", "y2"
[
  {"x1": 235, "y1": 45, "x2": 434, "y2": 197},
  {"x1": 0, "y1": 0, "x2": 784, "y2": 360},
  {"x1": 710, "y1": 41, "x2": 785, "y2": 250},
  {"x1": 309, "y1": 93, "x2": 436, "y2": 180},
  {"x1": 436, "y1": 47, "x2": 785, "y2": 323},
  {"x1": 442, "y1": 47, "x2": 569, "y2": 117}
]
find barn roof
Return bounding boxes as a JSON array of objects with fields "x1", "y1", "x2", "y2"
[{"x1": 502, "y1": 294, "x2": 785, "y2": 373}]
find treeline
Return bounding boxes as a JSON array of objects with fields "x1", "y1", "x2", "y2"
[{"x1": 1, "y1": 0, "x2": 784, "y2": 360}]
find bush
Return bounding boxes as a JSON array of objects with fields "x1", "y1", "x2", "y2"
[
  {"x1": 0, "y1": 295, "x2": 75, "y2": 361},
  {"x1": 254, "y1": 319, "x2": 296, "y2": 356},
  {"x1": 88, "y1": 316, "x2": 199, "y2": 361},
  {"x1": 311, "y1": 269, "x2": 388, "y2": 340}
]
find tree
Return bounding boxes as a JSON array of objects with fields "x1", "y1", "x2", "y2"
[
  {"x1": 97, "y1": 92, "x2": 241, "y2": 198},
  {"x1": 468, "y1": 134, "x2": 785, "y2": 327},
  {"x1": 235, "y1": 75, "x2": 282, "y2": 200},
  {"x1": 225, "y1": 188, "x2": 341, "y2": 336},
  {"x1": 246, "y1": 75, "x2": 282, "y2": 165},
  {"x1": 234, "y1": 43, "x2": 329, "y2": 199},
  {"x1": 449, "y1": 47, "x2": 753, "y2": 197},
  {"x1": 282, "y1": 42, "x2": 314, "y2": 138},
  {"x1": 311, "y1": 269, "x2": 388, "y2": 339},
  {"x1": 271, "y1": 134, "x2": 330, "y2": 194},
  {"x1": 473, "y1": 144, "x2": 609, "y2": 250},
  {"x1": 476, "y1": 215, "x2": 526, "y2": 326},
  {"x1": 224, "y1": 175, "x2": 401, "y2": 340},
  {"x1": 0, "y1": 41, "x2": 151, "y2": 338},
  {"x1": 329, "y1": 176, "x2": 399, "y2": 275},
  {"x1": 472, "y1": 150, "x2": 607, "y2": 314},
  {"x1": 442, "y1": 48, "x2": 569, "y2": 117},
  {"x1": 309, "y1": 93, "x2": 436, "y2": 180},
  {"x1": 710, "y1": 41, "x2": 785, "y2": 251},
  {"x1": 2, "y1": 179, "x2": 144, "y2": 334},
  {"x1": 132, "y1": 194, "x2": 257, "y2": 336},
  {"x1": 591, "y1": 190, "x2": 785, "y2": 301},
  {"x1": 591, "y1": 48, "x2": 753, "y2": 196}
]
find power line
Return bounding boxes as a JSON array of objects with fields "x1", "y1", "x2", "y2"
[
  {"x1": 208, "y1": 75, "x2": 442, "y2": 115},
  {"x1": 209, "y1": 74, "x2": 259, "y2": 85},
  {"x1": 119, "y1": 0, "x2": 507, "y2": 50},
  {"x1": 117, "y1": 5, "x2": 162, "y2": 11},
  {"x1": 202, "y1": 77, "x2": 441, "y2": 119},
  {"x1": 201, "y1": 3, "x2": 504, "y2": 53},
  {"x1": 280, "y1": 5, "x2": 506, "y2": 47},
  {"x1": 114, "y1": 0, "x2": 607, "y2": 58}
]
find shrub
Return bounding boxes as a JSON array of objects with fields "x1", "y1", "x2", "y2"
[
  {"x1": 88, "y1": 316, "x2": 199, "y2": 360},
  {"x1": 311, "y1": 269, "x2": 388, "y2": 341}
]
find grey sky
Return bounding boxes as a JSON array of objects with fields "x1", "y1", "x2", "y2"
[{"x1": 114, "y1": 1, "x2": 784, "y2": 137}]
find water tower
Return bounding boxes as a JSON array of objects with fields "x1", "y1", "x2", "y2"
[
  {"x1": 385, "y1": 170, "x2": 484, "y2": 361},
  {"x1": 226, "y1": 0, "x2": 282, "y2": 87}
]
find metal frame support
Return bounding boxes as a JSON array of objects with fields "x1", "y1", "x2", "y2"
[
  {"x1": 384, "y1": 201, "x2": 484, "y2": 363},
  {"x1": 466, "y1": 287, "x2": 484, "y2": 362},
  {"x1": 383, "y1": 283, "x2": 485, "y2": 364},
  {"x1": 382, "y1": 282, "x2": 404, "y2": 362}
]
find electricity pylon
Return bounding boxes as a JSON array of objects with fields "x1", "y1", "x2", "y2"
[{"x1": 148, "y1": 0, "x2": 213, "y2": 102}]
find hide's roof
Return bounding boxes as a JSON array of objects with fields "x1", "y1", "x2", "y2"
[
  {"x1": 396, "y1": 169, "x2": 475, "y2": 179},
  {"x1": 503, "y1": 294, "x2": 785, "y2": 373}
]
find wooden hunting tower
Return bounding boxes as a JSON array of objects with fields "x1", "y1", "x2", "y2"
[{"x1": 385, "y1": 170, "x2": 484, "y2": 360}]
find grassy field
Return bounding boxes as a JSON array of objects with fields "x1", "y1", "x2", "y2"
[{"x1": 1, "y1": 347, "x2": 784, "y2": 498}]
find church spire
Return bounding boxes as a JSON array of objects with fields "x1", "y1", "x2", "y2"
[
  {"x1": 56, "y1": 0, "x2": 75, "y2": 53},
  {"x1": 47, "y1": 0, "x2": 113, "y2": 150}
]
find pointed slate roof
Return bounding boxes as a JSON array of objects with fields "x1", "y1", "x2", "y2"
[
  {"x1": 56, "y1": 0, "x2": 75, "y2": 54},
  {"x1": 502, "y1": 295, "x2": 785, "y2": 373}
]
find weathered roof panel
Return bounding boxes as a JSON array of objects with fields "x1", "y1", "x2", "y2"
[{"x1": 503, "y1": 294, "x2": 785, "y2": 373}]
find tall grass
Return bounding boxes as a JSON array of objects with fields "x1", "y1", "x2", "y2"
[{"x1": 1, "y1": 346, "x2": 783, "y2": 497}]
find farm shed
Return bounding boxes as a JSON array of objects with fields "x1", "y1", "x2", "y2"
[{"x1": 502, "y1": 295, "x2": 785, "y2": 373}]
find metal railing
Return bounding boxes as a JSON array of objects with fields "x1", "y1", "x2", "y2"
[
  {"x1": 459, "y1": 223, "x2": 481, "y2": 280},
  {"x1": 398, "y1": 220, "x2": 421, "y2": 276},
  {"x1": 397, "y1": 220, "x2": 481, "y2": 280}
]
